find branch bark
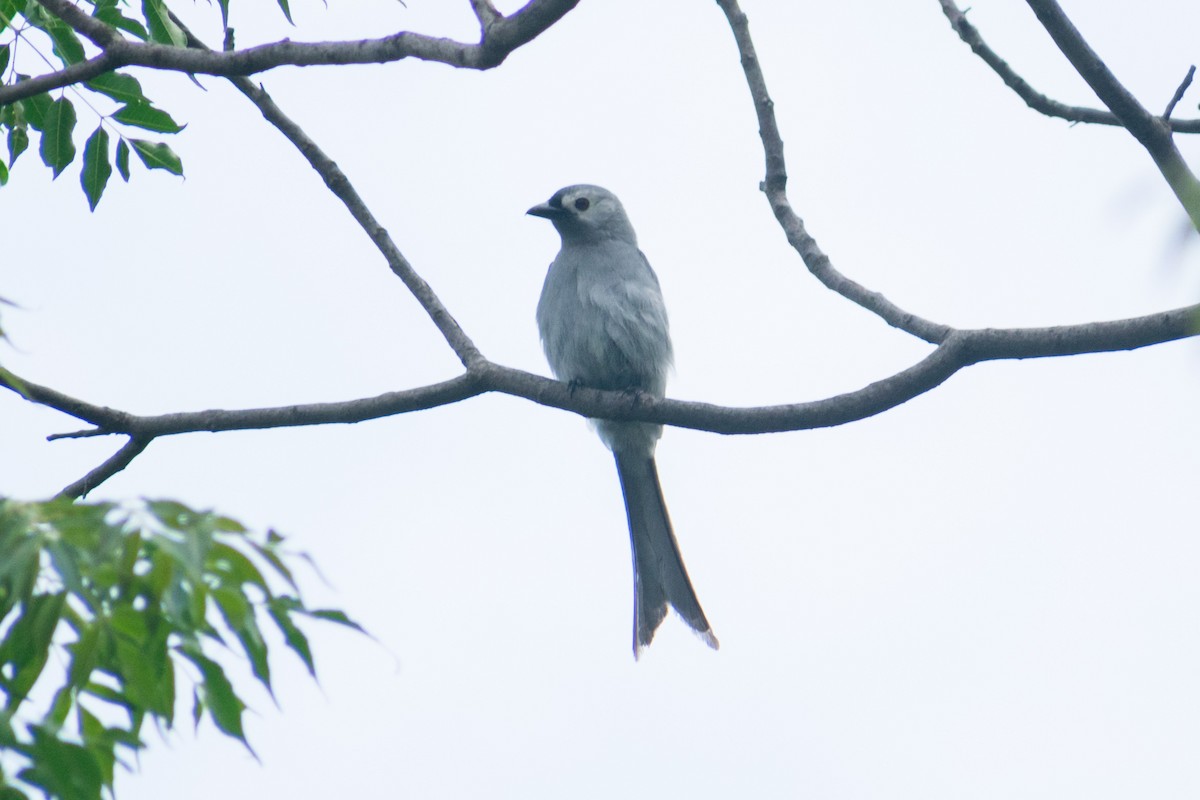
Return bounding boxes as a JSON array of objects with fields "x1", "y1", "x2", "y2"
[
  {"x1": 714, "y1": 0, "x2": 953, "y2": 345},
  {"x1": 939, "y1": 0, "x2": 1200, "y2": 230},
  {"x1": 138, "y1": 12, "x2": 486, "y2": 370},
  {"x1": 4, "y1": 301, "x2": 1195, "y2": 453},
  {"x1": 0, "y1": 0, "x2": 581, "y2": 106},
  {"x1": 6, "y1": 0, "x2": 1199, "y2": 499},
  {"x1": 1023, "y1": 0, "x2": 1200, "y2": 231},
  {"x1": 938, "y1": 0, "x2": 1200, "y2": 134},
  {"x1": 58, "y1": 436, "x2": 150, "y2": 500},
  {"x1": 1162, "y1": 65, "x2": 1196, "y2": 121}
]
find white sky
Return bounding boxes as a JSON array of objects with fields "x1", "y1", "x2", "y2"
[{"x1": 3, "y1": 1, "x2": 1200, "y2": 797}]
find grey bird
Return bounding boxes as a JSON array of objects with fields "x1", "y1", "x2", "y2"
[{"x1": 528, "y1": 184, "x2": 719, "y2": 657}]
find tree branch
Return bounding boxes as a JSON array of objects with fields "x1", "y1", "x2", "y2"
[
  {"x1": 1, "y1": 51, "x2": 124, "y2": 103},
  {"x1": 713, "y1": 0, "x2": 951, "y2": 343},
  {"x1": 32, "y1": 0, "x2": 123, "y2": 47},
  {"x1": 0, "y1": 0, "x2": 580, "y2": 106},
  {"x1": 469, "y1": 0, "x2": 503, "y2": 33},
  {"x1": 6, "y1": 302, "x2": 1196, "y2": 448},
  {"x1": 9, "y1": 0, "x2": 1200, "y2": 500},
  {"x1": 937, "y1": 0, "x2": 1200, "y2": 134},
  {"x1": 4, "y1": 373, "x2": 134, "y2": 431},
  {"x1": 1024, "y1": 0, "x2": 1200, "y2": 231},
  {"x1": 58, "y1": 373, "x2": 483, "y2": 438},
  {"x1": 1163, "y1": 65, "x2": 1195, "y2": 121},
  {"x1": 165, "y1": 13, "x2": 485, "y2": 370},
  {"x1": 58, "y1": 436, "x2": 150, "y2": 500}
]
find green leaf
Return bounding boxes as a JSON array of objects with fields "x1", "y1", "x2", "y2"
[
  {"x1": 18, "y1": 727, "x2": 104, "y2": 800},
  {"x1": 115, "y1": 138, "x2": 130, "y2": 181},
  {"x1": 0, "y1": 0, "x2": 20, "y2": 36},
  {"x1": 0, "y1": 159, "x2": 7, "y2": 186},
  {"x1": 129, "y1": 138, "x2": 182, "y2": 176},
  {"x1": 20, "y1": 90, "x2": 52, "y2": 132},
  {"x1": 66, "y1": 624, "x2": 103, "y2": 690},
  {"x1": 147, "y1": 500, "x2": 195, "y2": 530},
  {"x1": 0, "y1": 593, "x2": 67, "y2": 712},
  {"x1": 45, "y1": 22, "x2": 86, "y2": 66},
  {"x1": 212, "y1": 587, "x2": 271, "y2": 690},
  {"x1": 0, "y1": 531, "x2": 40, "y2": 606},
  {"x1": 112, "y1": 101, "x2": 183, "y2": 134},
  {"x1": 46, "y1": 540, "x2": 87, "y2": 600},
  {"x1": 307, "y1": 608, "x2": 368, "y2": 635},
  {"x1": 267, "y1": 599, "x2": 314, "y2": 677},
  {"x1": 213, "y1": 515, "x2": 247, "y2": 534},
  {"x1": 40, "y1": 97, "x2": 77, "y2": 177},
  {"x1": 7, "y1": 124, "x2": 28, "y2": 166},
  {"x1": 209, "y1": 542, "x2": 268, "y2": 591},
  {"x1": 179, "y1": 646, "x2": 250, "y2": 747},
  {"x1": 93, "y1": 3, "x2": 150, "y2": 40},
  {"x1": 248, "y1": 539, "x2": 298, "y2": 592},
  {"x1": 276, "y1": 0, "x2": 294, "y2": 25},
  {"x1": 76, "y1": 707, "x2": 121, "y2": 788},
  {"x1": 141, "y1": 0, "x2": 186, "y2": 47},
  {"x1": 217, "y1": 0, "x2": 229, "y2": 30},
  {"x1": 150, "y1": 508, "x2": 212, "y2": 584},
  {"x1": 0, "y1": 708, "x2": 16, "y2": 746},
  {"x1": 80, "y1": 126, "x2": 112, "y2": 210},
  {"x1": 43, "y1": 685, "x2": 75, "y2": 731},
  {"x1": 80, "y1": 683, "x2": 133, "y2": 713},
  {"x1": 0, "y1": 43, "x2": 10, "y2": 75},
  {"x1": 110, "y1": 608, "x2": 175, "y2": 722},
  {"x1": 84, "y1": 72, "x2": 146, "y2": 105}
]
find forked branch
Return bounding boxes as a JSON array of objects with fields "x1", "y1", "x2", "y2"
[
  {"x1": 939, "y1": 0, "x2": 1200, "y2": 230},
  {"x1": 938, "y1": 0, "x2": 1200, "y2": 134},
  {"x1": 0, "y1": 0, "x2": 581, "y2": 106},
  {"x1": 1023, "y1": 0, "x2": 1200, "y2": 231},
  {"x1": 7, "y1": 0, "x2": 1199, "y2": 498}
]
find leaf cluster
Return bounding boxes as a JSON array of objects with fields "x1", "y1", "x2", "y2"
[
  {"x1": 0, "y1": 0, "x2": 235, "y2": 206},
  {"x1": 0, "y1": 497, "x2": 362, "y2": 800}
]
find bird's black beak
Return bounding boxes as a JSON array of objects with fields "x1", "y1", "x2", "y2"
[{"x1": 527, "y1": 202, "x2": 563, "y2": 219}]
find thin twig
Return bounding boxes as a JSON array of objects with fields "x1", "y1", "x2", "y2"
[
  {"x1": 937, "y1": 0, "x2": 1200, "y2": 134},
  {"x1": 1163, "y1": 65, "x2": 1196, "y2": 121},
  {"x1": 714, "y1": 0, "x2": 951, "y2": 343},
  {"x1": 47, "y1": 429, "x2": 111, "y2": 441},
  {"x1": 167, "y1": 13, "x2": 486, "y2": 370}
]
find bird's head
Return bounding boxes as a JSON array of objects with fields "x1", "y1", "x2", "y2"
[{"x1": 527, "y1": 184, "x2": 638, "y2": 245}]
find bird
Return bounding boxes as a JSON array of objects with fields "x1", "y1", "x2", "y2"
[{"x1": 528, "y1": 184, "x2": 719, "y2": 658}]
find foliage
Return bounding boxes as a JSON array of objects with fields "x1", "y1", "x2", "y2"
[
  {"x1": 0, "y1": 0, "x2": 291, "y2": 207},
  {"x1": 0, "y1": 497, "x2": 362, "y2": 800}
]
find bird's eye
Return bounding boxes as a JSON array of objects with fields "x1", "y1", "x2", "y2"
[{"x1": 574, "y1": 197, "x2": 590, "y2": 211}]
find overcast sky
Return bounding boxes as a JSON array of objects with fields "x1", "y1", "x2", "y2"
[{"x1": 4, "y1": 1, "x2": 1200, "y2": 798}]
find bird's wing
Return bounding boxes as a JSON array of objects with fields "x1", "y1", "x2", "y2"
[{"x1": 582, "y1": 250, "x2": 672, "y2": 392}]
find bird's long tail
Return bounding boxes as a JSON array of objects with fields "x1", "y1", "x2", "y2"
[{"x1": 614, "y1": 453, "x2": 719, "y2": 657}]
